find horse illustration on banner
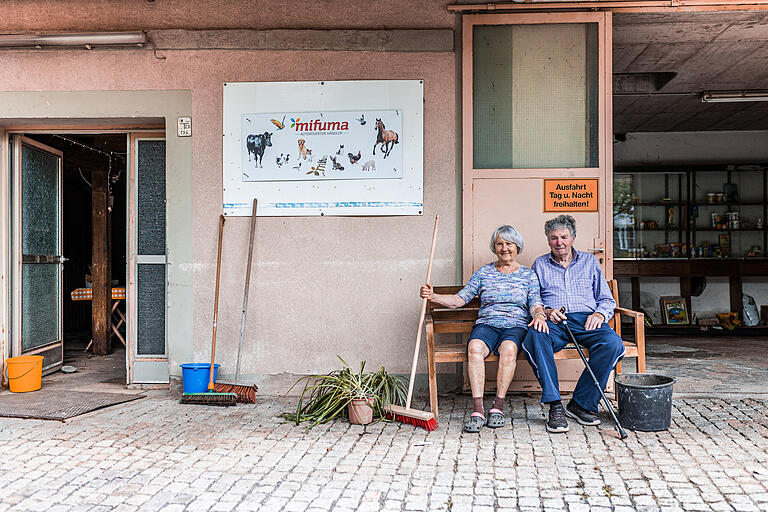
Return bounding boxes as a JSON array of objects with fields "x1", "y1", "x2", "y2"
[{"x1": 373, "y1": 118, "x2": 398, "y2": 159}]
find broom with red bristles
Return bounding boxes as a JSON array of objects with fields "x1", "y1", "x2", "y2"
[{"x1": 385, "y1": 214, "x2": 439, "y2": 431}]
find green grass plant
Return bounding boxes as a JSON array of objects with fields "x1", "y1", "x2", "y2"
[{"x1": 281, "y1": 356, "x2": 406, "y2": 427}]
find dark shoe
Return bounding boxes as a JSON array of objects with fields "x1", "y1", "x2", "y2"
[
  {"x1": 463, "y1": 413, "x2": 486, "y2": 433},
  {"x1": 486, "y1": 408, "x2": 505, "y2": 428},
  {"x1": 565, "y1": 400, "x2": 601, "y2": 426},
  {"x1": 546, "y1": 403, "x2": 569, "y2": 433}
]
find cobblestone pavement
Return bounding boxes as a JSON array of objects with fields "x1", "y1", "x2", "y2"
[{"x1": 1, "y1": 393, "x2": 767, "y2": 512}]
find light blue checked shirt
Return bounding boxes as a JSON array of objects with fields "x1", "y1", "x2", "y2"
[{"x1": 532, "y1": 249, "x2": 615, "y2": 321}]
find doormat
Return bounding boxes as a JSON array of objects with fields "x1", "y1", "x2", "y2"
[{"x1": 0, "y1": 390, "x2": 145, "y2": 421}]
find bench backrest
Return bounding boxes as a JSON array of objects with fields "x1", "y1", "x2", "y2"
[
  {"x1": 428, "y1": 286, "x2": 478, "y2": 334},
  {"x1": 429, "y1": 280, "x2": 620, "y2": 332}
]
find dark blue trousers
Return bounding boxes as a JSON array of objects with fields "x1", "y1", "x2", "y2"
[{"x1": 521, "y1": 312, "x2": 625, "y2": 412}]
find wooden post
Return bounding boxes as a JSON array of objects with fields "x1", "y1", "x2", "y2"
[
  {"x1": 92, "y1": 170, "x2": 111, "y2": 355},
  {"x1": 631, "y1": 276, "x2": 640, "y2": 311},
  {"x1": 729, "y1": 275, "x2": 743, "y2": 320},
  {"x1": 680, "y1": 276, "x2": 692, "y2": 320}
]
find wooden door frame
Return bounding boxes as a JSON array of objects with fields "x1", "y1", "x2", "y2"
[{"x1": 461, "y1": 11, "x2": 614, "y2": 279}]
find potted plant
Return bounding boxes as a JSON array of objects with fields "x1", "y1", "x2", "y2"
[{"x1": 281, "y1": 357, "x2": 406, "y2": 427}]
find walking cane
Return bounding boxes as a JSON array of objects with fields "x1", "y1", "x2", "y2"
[{"x1": 560, "y1": 308, "x2": 628, "y2": 440}]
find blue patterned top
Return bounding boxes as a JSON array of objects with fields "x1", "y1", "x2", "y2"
[
  {"x1": 456, "y1": 263, "x2": 543, "y2": 329},
  {"x1": 532, "y1": 250, "x2": 616, "y2": 321}
]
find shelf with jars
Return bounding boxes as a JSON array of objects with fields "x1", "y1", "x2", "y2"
[
  {"x1": 614, "y1": 164, "x2": 767, "y2": 261},
  {"x1": 614, "y1": 164, "x2": 768, "y2": 327}
]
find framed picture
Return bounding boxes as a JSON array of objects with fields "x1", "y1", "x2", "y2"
[{"x1": 660, "y1": 296, "x2": 689, "y2": 325}]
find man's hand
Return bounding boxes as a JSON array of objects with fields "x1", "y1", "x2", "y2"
[
  {"x1": 546, "y1": 308, "x2": 567, "y2": 324},
  {"x1": 584, "y1": 312, "x2": 605, "y2": 331}
]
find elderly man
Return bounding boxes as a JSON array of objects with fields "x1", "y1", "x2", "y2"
[{"x1": 523, "y1": 215, "x2": 625, "y2": 433}]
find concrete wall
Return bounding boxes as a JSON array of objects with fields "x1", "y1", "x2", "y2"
[
  {"x1": 0, "y1": 1, "x2": 460, "y2": 393},
  {"x1": 615, "y1": 131, "x2": 768, "y2": 321},
  {"x1": 614, "y1": 131, "x2": 768, "y2": 165}
]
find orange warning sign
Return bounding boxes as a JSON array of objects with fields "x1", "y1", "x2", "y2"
[{"x1": 543, "y1": 178, "x2": 599, "y2": 212}]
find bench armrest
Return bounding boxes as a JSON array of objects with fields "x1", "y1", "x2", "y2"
[
  {"x1": 615, "y1": 306, "x2": 644, "y2": 319},
  {"x1": 614, "y1": 306, "x2": 646, "y2": 373}
]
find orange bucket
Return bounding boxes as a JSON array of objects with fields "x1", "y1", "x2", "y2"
[{"x1": 6, "y1": 355, "x2": 43, "y2": 392}]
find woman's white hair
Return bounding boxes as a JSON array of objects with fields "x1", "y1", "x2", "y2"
[
  {"x1": 490, "y1": 225, "x2": 524, "y2": 254},
  {"x1": 544, "y1": 215, "x2": 577, "y2": 238}
]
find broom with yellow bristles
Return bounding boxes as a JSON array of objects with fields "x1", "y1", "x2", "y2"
[{"x1": 385, "y1": 214, "x2": 439, "y2": 431}]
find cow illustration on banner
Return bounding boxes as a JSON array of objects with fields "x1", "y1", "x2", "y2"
[{"x1": 241, "y1": 110, "x2": 402, "y2": 182}]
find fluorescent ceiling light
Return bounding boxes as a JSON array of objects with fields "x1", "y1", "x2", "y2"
[
  {"x1": 700, "y1": 90, "x2": 768, "y2": 103},
  {"x1": 0, "y1": 32, "x2": 147, "y2": 48}
]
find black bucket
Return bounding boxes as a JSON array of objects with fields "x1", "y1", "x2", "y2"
[{"x1": 615, "y1": 374, "x2": 676, "y2": 432}]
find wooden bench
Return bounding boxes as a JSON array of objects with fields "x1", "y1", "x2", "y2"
[{"x1": 425, "y1": 279, "x2": 645, "y2": 419}]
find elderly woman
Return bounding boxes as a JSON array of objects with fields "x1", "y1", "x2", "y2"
[{"x1": 420, "y1": 225, "x2": 548, "y2": 433}]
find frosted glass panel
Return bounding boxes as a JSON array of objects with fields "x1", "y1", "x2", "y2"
[
  {"x1": 137, "y1": 140, "x2": 166, "y2": 256},
  {"x1": 473, "y1": 23, "x2": 598, "y2": 169},
  {"x1": 22, "y1": 144, "x2": 60, "y2": 255},
  {"x1": 22, "y1": 263, "x2": 59, "y2": 350},
  {"x1": 137, "y1": 264, "x2": 165, "y2": 355}
]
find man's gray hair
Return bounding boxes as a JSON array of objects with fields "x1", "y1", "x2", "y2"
[
  {"x1": 490, "y1": 225, "x2": 525, "y2": 254},
  {"x1": 544, "y1": 215, "x2": 577, "y2": 238}
]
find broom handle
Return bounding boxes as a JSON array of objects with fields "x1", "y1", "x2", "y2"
[
  {"x1": 405, "y1": 214, "x2": 439, "y2": 410},
  {"x1": 235, "y1": 199, "x2": 258, "y2": 383},
  {"x1": 209, "y1": 215, "x2": 225, "y2": 392}
]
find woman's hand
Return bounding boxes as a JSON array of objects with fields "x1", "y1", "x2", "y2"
[
  {"x1": 528, "y1": 313, "x2": 549, "y2": 333},
  {"x1": 420, "y1": 284, "x2": 434, "y2": 300}
]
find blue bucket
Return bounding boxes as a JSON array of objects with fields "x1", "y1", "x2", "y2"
[{"x1": 180, "y1": 363, "x2": 220, "y2": 393}]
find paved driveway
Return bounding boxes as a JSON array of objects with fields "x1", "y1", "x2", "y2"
[{"x1": 1, "y1": 393, "x2": 766, "y2": 512}]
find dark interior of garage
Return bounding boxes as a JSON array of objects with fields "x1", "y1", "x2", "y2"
[{"x1": 612, "y1": 11, "x2": 768, "y2": 336}]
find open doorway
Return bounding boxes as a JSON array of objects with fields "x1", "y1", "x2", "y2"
[
  {"x1": 611, "y1": 11, "x2": 768, "y2": 390},
  {"x1": 612, "y1": 11, "x2": 768, "y2": 334},
  {"x1": 20, "y1": 133, "x2": 127, "y2": 385}
]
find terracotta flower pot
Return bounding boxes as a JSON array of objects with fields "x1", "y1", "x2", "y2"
[{"x1": 348, "y1": 397, "x2": 375, "y2": 425}]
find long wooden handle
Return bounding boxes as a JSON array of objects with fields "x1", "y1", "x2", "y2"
[
  {"x1": 405, "y1": 214, "x2": 439, "y2": 410},
  {"x1": 209, "y1": 215, "x2": 225, "y2": 391},
  {"x1": 235, "y1": 199, "x2": 258, "y2": 383}
]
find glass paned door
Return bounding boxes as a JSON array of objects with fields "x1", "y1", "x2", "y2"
[
  {"x1": 128, "y1": 135, "x2": 168, "y2": 384},
  {"x1": 13, "y1": 136, "x2": 64, "y2": 373}
]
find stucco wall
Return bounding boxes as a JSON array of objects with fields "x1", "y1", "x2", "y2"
[
  {"x1": 0, "y1": 0, "x2": 454, "y2": 31},
  {"x1": 0, "y1": 1, "x2": 459, "y2": 392}
]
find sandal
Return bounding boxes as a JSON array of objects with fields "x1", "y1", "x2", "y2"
[
  {"x1": 463, "y1": 412, "x2": 486, "y2": 433},
  {"x1": 486, "y1": 408, "x2": 506, "y2": 428}
]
